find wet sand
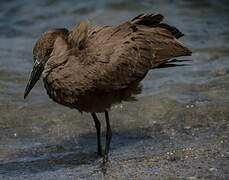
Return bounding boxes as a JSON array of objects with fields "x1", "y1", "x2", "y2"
[{"x1": 0, "y1": 97, "x2": 228, "y2": 179}]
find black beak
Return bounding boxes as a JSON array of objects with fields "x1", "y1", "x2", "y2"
[{"x1": 24, "y1": 60, "x2": 45, "y2": 99}]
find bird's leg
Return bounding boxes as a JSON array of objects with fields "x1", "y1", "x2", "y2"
[
  {"x1": 91, "y1": 112, "x2": 103, "y2": 157},
  {"x1": 104, "y1": 111, "x2": 112, "y2": 163}
]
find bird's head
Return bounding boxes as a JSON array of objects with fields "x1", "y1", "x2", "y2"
[{"x1": 24, "y1": 28, "x2": 69, "y2": 99}]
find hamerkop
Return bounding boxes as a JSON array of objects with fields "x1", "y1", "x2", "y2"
[{"x1": 24, "y1": 13, "x2": 192, "y2": 162}]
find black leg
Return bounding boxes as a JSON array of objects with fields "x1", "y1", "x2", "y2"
[
  {"x1": 91, "y1": 112, "x2": 103, "y2": 157},
  {"x1": 104, "y1": 111, "x2": 112, "y2": 163}
]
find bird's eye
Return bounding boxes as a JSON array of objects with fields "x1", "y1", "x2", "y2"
[{"x1": 46, "y1": 49, "x2": 52, "y2": 56}]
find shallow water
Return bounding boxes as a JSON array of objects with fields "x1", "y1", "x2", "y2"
[{"x1": 0, "y1": 0, "x2": 229, "y2": 179}]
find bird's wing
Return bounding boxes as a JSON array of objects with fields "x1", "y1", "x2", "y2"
[
  {"x1": 84, "y1": 24, "x2": 151, "y2": 90},
  {"x1": 77, "y1": 13, "x2": 191, "y2": 91}
]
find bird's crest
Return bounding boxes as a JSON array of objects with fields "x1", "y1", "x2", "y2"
[{"x1": 68, "y1": 19, "x2": 90, "y2": 50}]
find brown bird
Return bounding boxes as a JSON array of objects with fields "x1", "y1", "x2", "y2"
[{"x1": 24, "y1": 13, "x2": 192, "y2": 162}]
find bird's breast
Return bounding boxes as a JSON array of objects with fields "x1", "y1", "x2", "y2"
[{"x1": 42, "y1": 69, "x2": 142, "y2": 113}]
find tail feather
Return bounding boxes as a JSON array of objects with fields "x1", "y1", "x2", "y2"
[
  {"x1": 131, "y1": 13, "x2": 184, "y2": 39},
  {"x1": 131, "y1": 13, "x2": 164, "y2": 26},
  {"x1": 156, "y1": 23, "x2": 184, "y2": 39},
  {"x1": 130, "y1": 13, "x2": 192, "y2": 69},
  {"x1": 154, "y1": 59, "x2": 192, "y2": 69},
  {"x1": 166, "y1": 59, "x2": 192, "y2": 63}
]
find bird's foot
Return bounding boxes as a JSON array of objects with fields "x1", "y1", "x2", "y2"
[
  {"x1": 97, "y1": 145, "x2": 103, "y2": 157},
  {"x1": 98, "y1": 150, "x2": 103, "y2": 157},
  {"x1": 102, "y1": 154, "x2": 109, "y2": 164}
]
